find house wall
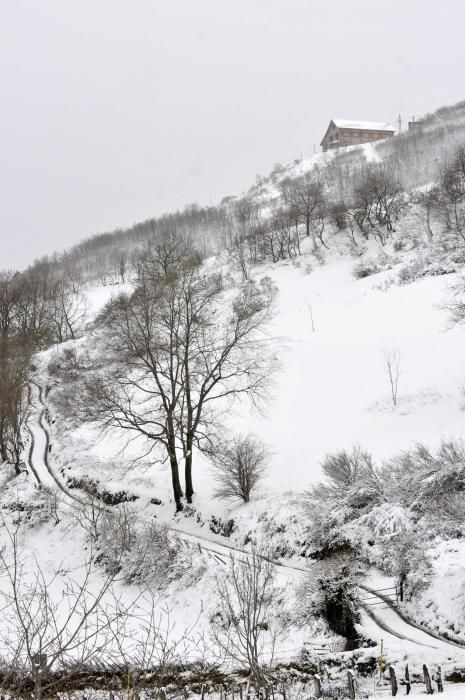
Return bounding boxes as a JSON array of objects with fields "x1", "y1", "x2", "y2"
[{"x1": 322, "y1": 126, "x2": 394, "y2": 152}]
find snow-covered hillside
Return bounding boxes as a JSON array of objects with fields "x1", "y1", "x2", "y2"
[
  {"x1": 7, "y1": 230, "x2": 463, "y2": 676},
  {"x1": 3, "y1": 98, "x2": 465, "y2": 696},
  {"x1": 59, "y1": 237, "x2": 465, "y2": 499}
]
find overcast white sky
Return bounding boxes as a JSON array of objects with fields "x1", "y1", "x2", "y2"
[{"x1": 2, "y1": 0, "x2": 465, "y2": 269}]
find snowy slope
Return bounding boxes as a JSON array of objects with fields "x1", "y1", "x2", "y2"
[
  {"x1": 59, "y1": 239, "x2": 465, "y2": 501},
  {"x1": 219, "y1": 248, "x2": 465, "y2": 495},
  {"x1": 3, "y1": 228, "x2": 465, "y2": 681}
]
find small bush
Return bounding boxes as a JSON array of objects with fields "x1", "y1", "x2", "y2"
[
  {"x1": 95, "y1": 505, "x2": 180, "y2": 586},
  {"x1": 352, "y1": 258, "x2": 381, "y2": 279},
  {"x1": 392, "y1": 238, "x2": 405, "y2": 251},
  {"x1": 353, "y1": 253, "x2": 399, "y2": 280}
]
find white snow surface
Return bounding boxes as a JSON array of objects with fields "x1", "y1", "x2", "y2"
[
  {"x1": 3, "y1": 235, "x2": 465, "y2": 675},
  {"x1": 68, "y1": 240, "x2": 465, "y2": 499},
  {"x1": 83, "y1": 281, "x2": 133, "y2": 320},
  {"x1": 332, "y1": 119, "x2": 396, "y2": 132},
  {"x1": 196, "y1": 247, "x2": 465, "y2": 496}
]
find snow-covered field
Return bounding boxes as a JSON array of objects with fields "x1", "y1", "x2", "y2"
[
  {"x1": 65, "y1": 237, "x2": 465, "y2": 500},
  {"x1": 228, "y1": 248, "x2": 465, "y2": 494},
  {"x1": 2, "y1": 229, "x2": 465, "y2": 688}
]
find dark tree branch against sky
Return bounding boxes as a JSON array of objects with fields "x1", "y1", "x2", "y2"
[{"x1": 2, "y1": 0, "x2": 465, "y2": 268}]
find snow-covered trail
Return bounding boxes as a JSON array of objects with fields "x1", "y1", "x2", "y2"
[
  {"x1": 24, "y1": 385, "x2": 42, "y2": 486},
  {"x1": 165, "y1": 525, "x2": 465, "y2": 656},
  {"x1": 26, "y1": 382, "x2": 59, "y2": 490},
  {"x1": 360, "y1": 585, "x2": 465, "y2": 652},
  {"x1": 166, "y1": 524, "x2": 309, "y2": 579},
  {"x1": 26, "y1": 380, "x2": 87, "y2": 506}
]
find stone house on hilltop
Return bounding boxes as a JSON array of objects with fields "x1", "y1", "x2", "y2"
[{"x1": 320, "y1": 119, "x2": 395, "y2": 152}]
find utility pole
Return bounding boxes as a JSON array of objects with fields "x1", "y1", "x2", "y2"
[{"x1": 398, "y1": 113, "x2": 402, "y2": 133}]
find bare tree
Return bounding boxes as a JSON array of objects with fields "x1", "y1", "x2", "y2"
[
  {"x1": 110, "y1": 591, "x2": 208, "y2": 694},
  {"x1": 0, "y1": 271, "x2": 21, "y2": 337},
  {"x1": 433, "y1": 143, "x2": 465, "y2": 243},
  {"x1": 0, "y1": 521, "x2": 134, "y2": 700},
  {"x1": 46, "y1": 278, "x2": 87, "y2": 343},
  {"x1": 210, "y1": 435, "x2": 269, "y2": 503},
  {"x1": 352, "y1": 164, "x2": 407, "y2": 243},
  {"x1": 229, "y1": 234, "x2": 250, "y2": 280},
  {"x1": 0, "y1": 273, "x2": 32, "y2": 473},
  {"x1": 0, "y1": 342, "x2": 31, "y2": 472},
  {"x1": 263, "y1": 207, "x2": 299, "y2": 262},
  {"x1": 138, "y1": 228, "x2": 198, "y2": 280},
  {"x1": 305, "y1": 300, "x2": 316, "y2": 332},
  {"x1": 443, "y1": 274, "x2": 465, "y2": 328},
  {"x1": 91, "y1": 264, "x2": 277, "y2": 510},
  {"x1": 281, "y1": 173, "x2": 325, "y2": 240},
  {"x1": 210, "y1": 547, "x2": 281, "y2": 686},
  {"x1": 383, "y1": 346, "x2": 402, "y2": 407}
]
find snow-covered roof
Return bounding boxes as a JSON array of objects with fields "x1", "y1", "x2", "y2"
[{"x1": 332, "y1": 119, "x2": 395, "y2": 132}]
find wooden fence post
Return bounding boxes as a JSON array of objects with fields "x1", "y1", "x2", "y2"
[
  {"x1": 423, "y1": 665, "x2": 433, "y2": 695},
  {"x1": 405, "y1": 665, "x2": 411, "y2": 695},
  {"x1": 159, "y1": 688, "x2": 166, "y2": 700},
  {"x1": 389, "y1": 667, "x2": 398, "y2": 696},
  {"x1": 436, "y1": 666, "x2": 444, "y2": 693},
  {"x1": 201, "y1": 685, "x2": 206, "y2": 700},
  {"x1": 313, "y1": 675, "x2": 322, "y2": 698},
  {"x1": 347, "y1": 670, "x2": 356, "y2": 699}
]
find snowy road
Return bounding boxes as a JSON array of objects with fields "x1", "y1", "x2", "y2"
[
  {"x1": 166, "y1": 524, "x2": 309, "y2": 579},
  {"x1": 360, "y1": 584, "x2": 465, "y2": 652},
  {"x1": 26, "y1": 380, "x2": 87, "y2": 506},
  {"x1": 23, "y1": 374, "x2": 465, "y2": 660},
  {"x1": 165, "y1": 525, "x2": 465, "y2": 658}
]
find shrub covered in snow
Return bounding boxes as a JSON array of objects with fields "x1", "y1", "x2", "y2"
[
  {"x1": 352, "y1": 253, "x2": 399, "y2": 279},
  {"x1": 94, "y1": 504, "x2": 184, "y2": 587},
  {"x1": 303, "y1": 440, "x2": 465, "y2": 615}
]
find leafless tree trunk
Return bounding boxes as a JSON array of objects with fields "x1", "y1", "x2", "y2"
[
  {"x1": 383, "y1": 347, "x2": 402, "y2": 407},
  {"x1": 210, "y1": 547, "x2": 281, "y2": 687}
]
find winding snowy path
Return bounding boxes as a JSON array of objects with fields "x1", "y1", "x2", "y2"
[
  {"x1": 23, "y1": 377, "x2": 464, "y2": 659},
  {"x1": 26, "y1": 380, "x2": 87, "y2": 506},
  {"x1": 360, "y1": 584, "x2": 465, "y2": 651},
  {"x1": 164, "y1": 525, "x2": 465, "y2": 657}
]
